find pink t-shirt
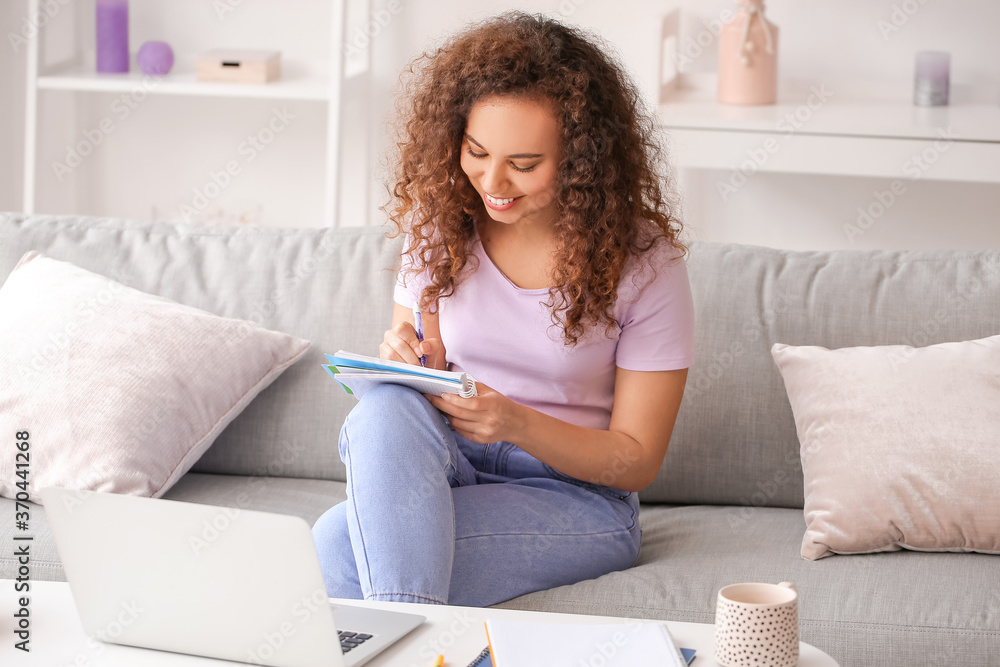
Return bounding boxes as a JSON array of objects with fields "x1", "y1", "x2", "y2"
[{"x1": 394, "y1": 233, "x2": 694, "y2": 431}]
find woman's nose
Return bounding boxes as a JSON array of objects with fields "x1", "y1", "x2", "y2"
[{"x1": 480, "y1": 161, "x2": 508, "y2": 194}]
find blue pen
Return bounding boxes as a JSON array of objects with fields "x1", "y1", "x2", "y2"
[{"x1": 412, "y1": 303, "x2": 427, "y2": 367}]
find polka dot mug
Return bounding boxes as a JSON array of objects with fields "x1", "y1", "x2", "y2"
[{"x1": 714, "y1": 581, "x2": 799, "y2": 667}]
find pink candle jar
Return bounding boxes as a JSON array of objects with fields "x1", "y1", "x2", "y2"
[{"x1": 717, "y1": 0, "x2": 780, "y2": 105}]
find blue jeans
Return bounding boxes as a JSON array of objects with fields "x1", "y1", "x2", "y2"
[{"x1": 311, "y1": 384, "x2": 641, "y2": 607}]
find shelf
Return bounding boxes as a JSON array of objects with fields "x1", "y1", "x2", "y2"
[
  {"x1": 657, "y1": 73, "x2": 1000, "y2": 184},
  {"x1": 23, "y1": 0, "x2": 347, "y2": 226},
  {"x1": 660, "y1": 74, "x2": 1000, "y2": 142},
  {"x1": 37, "y1": 58, "x2": 332, "y2": 102}
]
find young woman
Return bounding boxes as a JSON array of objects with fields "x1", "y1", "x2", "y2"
[{"x1": 312, "y1": 11, "x2": 693, "y2": 607}]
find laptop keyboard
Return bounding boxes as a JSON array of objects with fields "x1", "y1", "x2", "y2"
[{"x1": 338, "y1": 630, "x2": 373, "y2": 653}]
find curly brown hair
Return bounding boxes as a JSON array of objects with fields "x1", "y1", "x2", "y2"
[{"x1": 384, "y1": 11, "x2": 684, "y2": 346}]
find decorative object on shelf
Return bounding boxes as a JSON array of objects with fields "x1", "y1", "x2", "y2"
[
  {"x1": 717, "y1": 0, "x2": 779, "y2": 105},
  {"x1": 95, "y1": 0, "x2": 129, "y2": 73},
  {"x1": 196, "y1": 49, "x2": 281, "y2": 84},
  {"x1": 913, "y1": 50, "x2": 950, "y2": 106},
  {"x1": 137, "y1": 41, "x2": 174, "y2": 76}
]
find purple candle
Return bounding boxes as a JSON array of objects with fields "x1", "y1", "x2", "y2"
[
  {"x1": 914, "y1": 51, "x2": 949, "y2": 106},
  {"x1": 96, "y1": 0, "x2": 129, "y2": 74}
]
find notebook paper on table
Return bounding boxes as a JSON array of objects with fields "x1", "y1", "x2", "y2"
[
  {"x1": 324, "y1": 350, "x2": 478, "y2": 399},
  {"x1": 484, "y1": 618, "x2": 689, "y2": 667},
  {"x1": 465, "y1": 645, "x2": 695, "y2": 667}
]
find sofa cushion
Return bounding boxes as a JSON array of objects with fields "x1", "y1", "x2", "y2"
[
  {"x1": 494, "y1": 505, "x2": 1000, "y2": 666},
  {"x1": 0, "y1": 251, "x2": 310, "y2": 503},
  {"x1": 163, "y1": 472, "x2": 348, "y2": 522},
  {"x1": 643, "y1": 242, "x2": 1000, "y2": 507},
  {"x1": 0, "y1": 213, "x2": 403, "y2": 483},
  {"x1": 772, "y1": 335, "x2": 1000, "y2": 560}
]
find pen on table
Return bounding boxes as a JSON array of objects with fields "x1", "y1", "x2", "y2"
[
  {"x1": 412, "y1": 303, "x2": 427, "y2": 367},
  {"x1": 431, "y1": 655, "x2": 444, "y2": 667}
]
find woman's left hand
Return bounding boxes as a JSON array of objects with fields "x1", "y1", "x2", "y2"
[{"x1": 425, "y1": 382, "x2": 525, "y2": 444}]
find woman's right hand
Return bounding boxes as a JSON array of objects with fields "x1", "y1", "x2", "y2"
[{"x1": 379, "y1": 321, "x2": 446, "y2": 370}]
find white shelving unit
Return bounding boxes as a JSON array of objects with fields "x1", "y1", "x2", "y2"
[
  {"x1": 22, "y1": 0, "x2": 349, "y2": 227},
  {"x1": 656, "y1": 12, "x2": 1000, "y2": 185},
  {"x1": 34, "y1": 60, "x2": 333, "y2": 100}
]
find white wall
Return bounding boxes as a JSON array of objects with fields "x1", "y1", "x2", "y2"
[
  {"x1": 1, "y1": 0, "x2": 998, "y2": 249},
  {"x1": 1, "y1": 0, "x2": 29, "y2": 214}
]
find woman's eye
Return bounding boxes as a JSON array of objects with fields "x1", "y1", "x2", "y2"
[{"x1": 466, "y1": 146, "x2": 536, "y2": 173}]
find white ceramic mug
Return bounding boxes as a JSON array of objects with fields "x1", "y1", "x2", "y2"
[{"x1": 714, "y1": 581, "x2": 799, "y2": 667}]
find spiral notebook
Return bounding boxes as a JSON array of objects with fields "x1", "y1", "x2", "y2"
[
  {"x1": 481, "y1": 618, "x2": 695, "y2": 666},
  {"x1": 323, "y1": 350, "x2": 478, "y2": 399}
]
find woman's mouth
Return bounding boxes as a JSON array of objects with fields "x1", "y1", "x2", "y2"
[{"x1": 484, "y1": 193, "x2": 522, "y2": 211}]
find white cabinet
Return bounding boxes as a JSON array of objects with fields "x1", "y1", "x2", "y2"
[
  {"x1": 21, "y1": 0, "x2": 349, "y2": 226},
  {"x1": 656, "y1": 11, "x2": 1000, "y2": 186}
]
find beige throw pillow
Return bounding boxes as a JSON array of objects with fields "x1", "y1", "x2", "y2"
[
  {"x1": 771, "y1": 335, "x2": 1000, "y2": 560},
  {"x1": 0, "y1": 252, "x2": 310, "y2": 503}
]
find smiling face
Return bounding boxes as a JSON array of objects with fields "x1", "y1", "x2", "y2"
[{"x1": 460, "y1": 95, "x2": 562, "y2": 230}]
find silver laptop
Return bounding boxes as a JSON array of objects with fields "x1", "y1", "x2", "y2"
[{"x1": 41, "y1": 487, "x2": 425, "y2": 667}]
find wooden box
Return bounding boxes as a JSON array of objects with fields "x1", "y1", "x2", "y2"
[{"x1": 196, "y1": 49, "x2": 281, "y2": 84}]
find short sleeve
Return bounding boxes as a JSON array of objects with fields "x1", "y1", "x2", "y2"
[
  {"x1": 393, "y1": 234, "x2": 430, "y2": 308},
  {"x1": 614, "y1": 242, "x2": 695, "y2": 371}
]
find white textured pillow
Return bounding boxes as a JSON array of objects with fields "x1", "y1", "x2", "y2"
[
  {"x1": 771, "y1": 335, "x2": 1000, "y2": 560},
  {"x1": 0, "y1": 252, "x2": 310, "y2": 503}
]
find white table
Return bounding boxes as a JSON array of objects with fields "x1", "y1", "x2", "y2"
[{"x1": 0, "y1": 580, "x2": 839, "y2": 666}]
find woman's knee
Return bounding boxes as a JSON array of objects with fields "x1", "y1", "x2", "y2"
[
  {"x1": 310, "y1": 502, "x2": 363, "y2": 598},
  {"x1": 311, "y1": 501, "x2": 350, "y2": 551},
  {"x1": 339, "y1": 384, "x2": 447, "y2": 462}
]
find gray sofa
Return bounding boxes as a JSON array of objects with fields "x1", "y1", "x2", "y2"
[{"x1": 1, "y1": 212, "x2": 998, "y2": 666}]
